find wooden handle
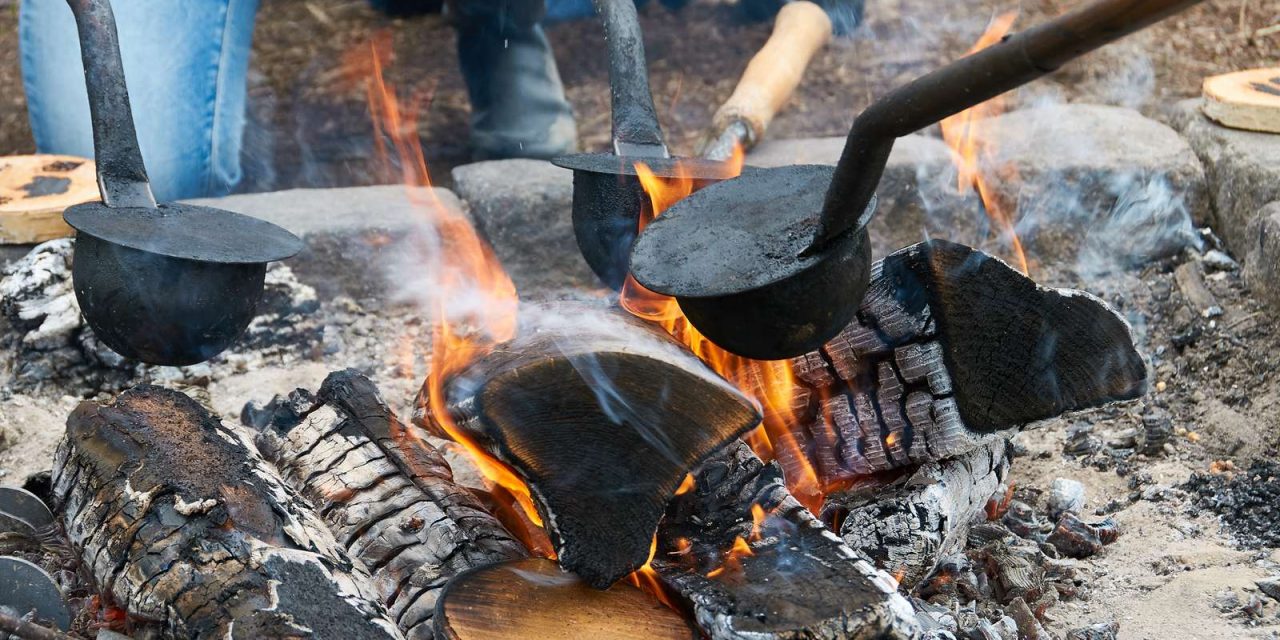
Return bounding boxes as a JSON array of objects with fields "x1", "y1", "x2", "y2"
[{"x1": 712, "y1": 2, "x2": 832, "y2": 146}]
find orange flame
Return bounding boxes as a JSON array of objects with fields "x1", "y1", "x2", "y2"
[
  {"x1": 619, "y1": 145, "x2": 824, "y2": 514},
  {"x1": 355, "y1": 33, "x2": 549, "y2": 554},
  {"x1": 939, "y1": 12, "x2": 1030, "y2": 275}
]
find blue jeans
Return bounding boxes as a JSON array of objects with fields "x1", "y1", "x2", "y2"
[{"x1": 20, "y1": 0, "x2": 259, "y2": 201}]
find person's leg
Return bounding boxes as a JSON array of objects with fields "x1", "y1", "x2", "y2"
[
  {"x1": 453, "y1": 0, "x2": 577, "y2": 159},
  {"x1": 20, "y1": 0, "x2": 259, "y2": 201}
]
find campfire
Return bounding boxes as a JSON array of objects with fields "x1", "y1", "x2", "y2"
[{"x1": 5, "y1": 0, "x2": 1278, "y2": 638}]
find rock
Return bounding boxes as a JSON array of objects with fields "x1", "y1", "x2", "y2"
[
  {"x1": 747, "y1": 135, "x2": 979, "y2": 256},
  {"x1": 1243, "y1": 202, "x2": 1280, "y2": 311},
  {"x1": 1200, "y1": 249, "x2": 1238, "y2": 272},
  {"x1": 189, "y1": 186, "x2": 467, "y2": 299},
  {"x1": 1047, "y1": 478, "x2": 1086, "y2": 519},
  {"x1": 450, "y1": 159, "x2": 600, "y2": 293},
  {"x1": 1168, "y1": 99, "x2": 1280, "y2": 260},
  {"x1": 1066, "y1": 621, "x2": 1119, "y2": 640},
  {"x1": 1256, "y1": 577, "x2": 1280, "y2": 601},
  {"x1": 969, "y1": 104, "x2": 1206, "y2": 271}
]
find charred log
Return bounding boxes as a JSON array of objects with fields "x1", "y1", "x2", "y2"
[
  {"x1": 417, "y1": 305, "x2": 762, "y2": 589},
  {"x1": 251, "y1": 370, "x2": 527, "y2": 640},
  {"x1": 826, "y1": 439, "x2": 1011, "y2": 589},
  {"x1": 51, "y1": 386, "x2": 401, "y2": 640},
  {"x1": 788, "y1": 240, "x2": 1147, "y2": 486},
  {"x1": 433, "y1": 558, "x2": 695, "y2": 639},
  {"x1": 652, "y1": 441, "x2": 920, "y2": 640}
]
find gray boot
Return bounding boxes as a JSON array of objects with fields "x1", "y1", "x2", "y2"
[{"x1": 455, "y1": 3, "x2": 578, "y2": 159}]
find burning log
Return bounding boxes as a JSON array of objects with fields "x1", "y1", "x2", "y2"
[
  {"x1": 51, "y1": 386, "x2": 402, "y2": 639},
  {"x1": 250, "y1": 370, "x2": 528, "y2": 640},
  {"x1": 827, "y1": 439, "x2": 1011, "y2": 589},
  {"x1": 434, "y1": 558, "x2": 695, "y2": 639},
  {"x1": 789, "y1": 240, "x2": 1147, "y2": 486},
  {"x1": 417, "y1": 305, "x2": 762, "y2": 588},
  {"x1": 652, "y1": 441, "x2": 920, "y2": 640}
]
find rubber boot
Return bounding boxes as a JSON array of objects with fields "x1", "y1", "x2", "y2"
[{"x1": 455, "y1": 4, "x2": 578, "y2": 160}]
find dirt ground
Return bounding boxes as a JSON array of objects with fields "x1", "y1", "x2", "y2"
[{"x1": 0, "y1": 0, "x2": 1276, "y2": 187}]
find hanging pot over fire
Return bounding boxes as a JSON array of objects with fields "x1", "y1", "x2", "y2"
[
  {"x1": 630, "y1": 0, "x2": 1206, "y2": 360},
  {"x1": 61, "y1": 0, "x2": 302, "y2": 366}
]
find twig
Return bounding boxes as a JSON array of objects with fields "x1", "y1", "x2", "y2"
[
  {"x1": 1255, "y1": 23, "x2": 1280, "y2": 38},
  {"x1": 0, "y1": 610, "x2": 76, "y2": 640}
]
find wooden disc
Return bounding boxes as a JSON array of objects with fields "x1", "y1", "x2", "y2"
[
  {"x1": 1202, "y1": 68, "x2": 1280, "y2": 133},
  {"x1": 0, "y1": 154, "x2": 97, "y2": 244},
  {"x1": 435, "y1": 558, "x2": 695, "y2": 640}
]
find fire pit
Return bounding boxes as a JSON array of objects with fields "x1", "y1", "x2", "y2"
[{"x1": 3, "y1": 1, "x2": 1280, "y2": 639}]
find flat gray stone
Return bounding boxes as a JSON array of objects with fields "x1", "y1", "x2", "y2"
[
  {"x1": 450, "y1": 159, "x2": 598, "y2": 292},
  {"x1": 188, "y1": 186, "x2": 467, "y2": 299},
  {"x1": 748, "y1": 135, "x2": 979, "y2": 256},
  {"x1": 969, "y1": 103, "x2": 1207, "y2": 270},
  {"x1": 1243, "y1": 202, "x2": 1280, "y2": 311},
  {"x1": 1169, "y1": 98, "x2": 1280, "y2": 258}
]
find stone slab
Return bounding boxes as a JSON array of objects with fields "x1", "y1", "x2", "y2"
[
  {"x1": 188, "y1": 186, "x2": 467, "y2": 299},
  {"x1": 450, "y1": 159, "x2": 598, "y2": 292},
  {"x1": 968, "y1": 103, "x2": 1208, "y2": 270},
  {"x1": 1243, "y1": 202, "x2": 1280, "y2": 312},
  {"x1": 1168, "y1": 98, "x2": 1280, "y2": 258}
]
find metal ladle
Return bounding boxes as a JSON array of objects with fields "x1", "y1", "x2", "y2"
[
  {"x1": 63, "y1": 0, "x2": 302, "y2": 366},
  {"x1": 630, "y1": 0, "x2": 1205, "y2": 360}
]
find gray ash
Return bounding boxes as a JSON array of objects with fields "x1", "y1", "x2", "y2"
[{"x1": 1185, "y1": 461, "x2": 1280, "y2": 549}]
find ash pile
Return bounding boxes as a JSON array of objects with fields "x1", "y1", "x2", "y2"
[{"x1": 0, "y1": 239, "x2": 323, "y2": 395}]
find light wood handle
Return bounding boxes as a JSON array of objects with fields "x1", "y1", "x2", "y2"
[{"x1": 712, "y1": 1, "x2": 832, "y2": 146}]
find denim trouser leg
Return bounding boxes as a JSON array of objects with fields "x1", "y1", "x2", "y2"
[{"x1": 20, "y1": 0, "x2": 259, "y2": 201}]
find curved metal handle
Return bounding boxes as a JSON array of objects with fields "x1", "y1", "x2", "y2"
[
  {"x1": 593, "y1": 0, "x2": 668, "y2": 158},
  {"x1": 66, "y1": 0, "x2": 156, "y2": 209},
  {"x1": 810, "y1": 0, "x2": 1205, "y2": 250}
]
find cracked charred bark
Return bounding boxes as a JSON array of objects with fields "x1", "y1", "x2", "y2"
[
  {"x1": 827, "y1": 439, "x2": 1011, "y2": 589},
  {"x1": 784, "y1": 240, "x2": 1147, "y2": 487},
  {"x1": 652, "y1": 441, "x2": 921, "y2": 640},
  {"x1": 52, "y1": 386, "x2": 402, "y2": 640},
  {"x1": 414, "y1": 304, "x2": 762, "y2": 589},
  {"x1": 250, "y1": 369, "x2": 527, "y2": 640}
]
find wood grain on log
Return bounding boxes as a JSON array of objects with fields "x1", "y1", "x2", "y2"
[
  {"x1": 788, "y1": 240, "x2": 1146, "y2": 486},
  {"x1": 434, "y1": 558, "x2": 696, "y2": 639},
  {"x1": 828, "y1": 439, "x2": 1011, "y2": 589},
  {"x1": 52, "y1": 386, "x2": 402, "y2": 640},
  {"x1": 652, "y1": 441, "x2": 920, "y2": 640},
  {"x1": 419, "y1": 304, "x2": 762, "y2": 589},
  {"x1": 252, "y1": 370, "x2": 527, "y2": 640}
]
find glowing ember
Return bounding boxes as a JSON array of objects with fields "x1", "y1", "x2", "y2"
[
  {"x1": 939, "y1": 11, "x2": 1031, "y2": 275},
  {"x1": 674, "y1": 473, "x2": 696, "y2": 496}
]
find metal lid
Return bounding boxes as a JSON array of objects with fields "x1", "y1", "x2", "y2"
[
  {"x1": 632, "y1": 164, "x2": 876, "y2": 298},
  {"x1": 552, "y1": 153, "x2": 747, "y2": 180},
  {"x1": 64, "y1": 201, "x2": 303, "y2": 264}
]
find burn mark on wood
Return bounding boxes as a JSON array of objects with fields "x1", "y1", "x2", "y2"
[
  {"x1": 252, "y1": 370, "x2": 526, "y2": 639},
  {"x1": 20, "y1": 177, "x2": 72, "y2": 198},
  {"x1": 788, "y1": 240, "x2": 1146, "y2": 486},
  {"x1": 420, "y1": 305, "x2": 762, "y2": 589},
  {"x1": 653, "y1": 441, "x2": 920, "y2": 640},
  {"x1": 52, "y1": 385, "x2": 401, "y2": 639}
]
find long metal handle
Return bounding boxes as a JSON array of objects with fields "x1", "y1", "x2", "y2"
[
  {"x1": 593, "y1": 0, "x2": 669, "y2": 158},
  {"x1": 66, "y1": 0, "x2": 156, "y2": 209},
  {"x1": 810, "y1": 0, "x2": 1205, "y2": 250}
]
